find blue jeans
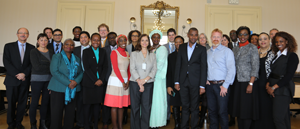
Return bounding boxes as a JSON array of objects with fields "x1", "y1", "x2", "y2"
[{"x1": 206, "y1": 83, "x2": 230, "y2": 129}]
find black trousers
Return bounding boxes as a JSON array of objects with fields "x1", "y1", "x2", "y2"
[
  {"x1": 102, "y1": 105, "x2": 111, "y2": 125},
  {"x1": 130, "y1": 81, "x2": 153, "y2": 129},
  {"x1": 84, "y1": 103, "x2": 100, "y2": 129},
  {"x1": 179, "y1": 79, "x2": 199, "y2": 129},
  {"x1": 75, "y1": 90, "x2": 84, "y2": 127},
  {"x1": 5, "y1": 83, "x2": 29, "y2": 126},
  {"x1": 206, "y1": 84, "x2": 230, "y2": 129},
  {"x1": 273, "y1": 95, "x2": 291, "y2": 129},
  {"x1": 29, "y1": 81, "x2": 50, "y2": 123},
  {"x1": 50, "y1": 91, "x2": 77, "y2": 129}
]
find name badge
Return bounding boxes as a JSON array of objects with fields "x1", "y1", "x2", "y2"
[{"x1": 142, "y1": 63, "x2": 147, "y2": 70}]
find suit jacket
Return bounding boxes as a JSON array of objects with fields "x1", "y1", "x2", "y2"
[
  {"x1": 47, "y1": 53, "x2": 83, "y2": 93},
  {"x1": 3, "y1": 41, "x2": 35, "y2": 86},
  {"x1": 103, "y1": 45, "x2": 112, "y2": 81},
  {"x1": 47, "y1": 42, "x2": 63, "y2": 53},
  {"x1": 163, "y1": 43, "x2": 171, "y2": 54},
  {"x1": 167, "y1": 51, "x2": 181, "y2": 106},
  {"x1": 73, "y1": 46, "x2": 82, "y2": 59},
  {"x1": 269, "y1": 52, "x2": 299, "y2": 98},
  {"x1": 101, "y1": 38, "x2": 109, "y2": 48},
  {"x1": 82, "y1": 47, "x2": 108, "y2": 104},
  {"x1": 174, "y1": 43, "x2": 207, "y2": 87}
]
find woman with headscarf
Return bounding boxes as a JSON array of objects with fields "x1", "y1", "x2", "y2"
[
  {"x1": 104, "y1": 34, "x2": 131, "y2": 129},
  {"x1": 149, "y1": 29, "x2": 168, "y2": 128}
]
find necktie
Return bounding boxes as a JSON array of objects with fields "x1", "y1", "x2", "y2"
[
  {"x1": 171, "y1": 43, "x2": 175, "y2": 52},
  {"x1": 112, "y1": 46, "x2": 117, "y2": 50},
  {"x1": 20, "y1": 44, "x2": 25, "y2": 64},
  {"x1": 56, "y1": 44, "x2": 60, "y2": 53}
]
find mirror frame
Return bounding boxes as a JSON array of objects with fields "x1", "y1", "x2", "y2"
[{"x1": 140, "y1": 1, "x2": 179, "y2": 33}]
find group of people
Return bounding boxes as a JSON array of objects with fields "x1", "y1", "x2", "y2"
[{"x1": 3, "y1": 23, "x2": 298, "y2": 129}]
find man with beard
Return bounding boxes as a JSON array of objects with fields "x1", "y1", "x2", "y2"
[{"x1": 206, "y1": 28, "x2": 235, "y2": 129}]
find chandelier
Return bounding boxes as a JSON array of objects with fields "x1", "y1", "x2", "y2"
[{"x1": 151, "y1": 3, "x2": 171, "y2": 31}]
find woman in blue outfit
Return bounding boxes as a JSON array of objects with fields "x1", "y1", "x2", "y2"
[{"x1": 47, "y1": 38, "x2": 83, "y2": 129}]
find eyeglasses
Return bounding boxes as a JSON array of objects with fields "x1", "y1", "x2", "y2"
[
  {"x1": 53, "y1": 34, "x2": 62, "y2": 36},
  {"x1": 17, "y1": 32, "x2": 29, "y2": 35},
  {"x1": 238, "y1": 33, "x2": 249, "y2": 36},
  {"x1": 132, "y1": 35, "x2": 139, "y2": 37}
]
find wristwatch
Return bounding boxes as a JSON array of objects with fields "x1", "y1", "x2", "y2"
[
  {"x1": 249, "y1": 82, "x2": 253, "y2": 86},
  {"x1": 271, "y1": 87, "x2": 275, "y2": 90},
  {"x1": 145, "y1": 79, "x2": 148, "y2": 83}
]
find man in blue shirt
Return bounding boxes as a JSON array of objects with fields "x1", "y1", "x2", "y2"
[
  {"x1": 47, "y1": 29, "x2": 63, "y2": 54},
  {"x1": 206, "y1": 28, "x2": 236, "y2": 129}
]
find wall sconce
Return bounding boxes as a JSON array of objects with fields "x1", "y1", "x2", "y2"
[
  {"x1": 130, "y1": 17, "x2": 137, "y2": 30},
  {"x1": 182, "y1": 18, "x2": 192, "y2": 36}
]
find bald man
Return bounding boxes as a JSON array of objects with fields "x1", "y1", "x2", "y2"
[{"x1": 3, "y1": 28, "x2": 35, "y2": 129}]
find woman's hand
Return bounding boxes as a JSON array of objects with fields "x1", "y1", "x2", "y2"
[
  {"x1": 69, "y1": 80, "x2": 77, "y2": 89},
  {"x1": 136, "y1": 79, "x2": 143, "y2": 86},
  {"x1": 139, "y1": 85, "x2": 144, "y2": 92},
  {"x1": 124, "y1": 81, "x2": 130, "y2": 90},
  {"x1": 246, "y1": 85, "x2": 253, "y2": 94},
  {"x1": 95, "y1": 80, "x2": 103, "y2": 86}
]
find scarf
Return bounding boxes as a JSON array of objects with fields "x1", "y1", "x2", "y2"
[
  {"x1": 61, "y1": 50, "x2": 79, "y2": 105},
  {"x1": 239, "y1": 40, "x2": 249, "y2": 47}
]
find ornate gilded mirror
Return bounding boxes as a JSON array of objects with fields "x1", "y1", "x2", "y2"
[{"x1": 141, "y1": 1, "x2": 179, "y2": 43}]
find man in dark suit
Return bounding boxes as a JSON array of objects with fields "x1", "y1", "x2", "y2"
[
  {"x1": 47, "y1": 29, "x2": 63, "y2": 54},
  {"x1": 163, "y1": 28, "x2": 177, "y2": 124},
  {"x1": 43, "y1": 27, "x2": 53, "y2": 44},
  {"x1": 73, "y1": 31, "x2": 90, "y2": 129},
  {"x1": 98, "y1": 23, "x2": 110, "y2": 48},
  {"x1": 174, "y1": 27, "x2": 207, "y2": 129},
  {"x1": 3, "y1": 28, "x2": 35, "y2": 129},
  {"x1": 102, "y1": 32, "x2": 117, "y2": 129}
]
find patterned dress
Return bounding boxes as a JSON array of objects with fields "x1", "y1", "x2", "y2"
[
  {"x1": 149, "y1": 46, "x2": 168, "y2": 127},
  {"x1": 104, "y1": 47, "x2": 131, "y2": 108}
]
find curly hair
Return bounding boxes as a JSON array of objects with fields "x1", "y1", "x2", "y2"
[
  {"x1": 127, "y1": 30, "x2": 141, "y2": 44},
  {"x1": 271, "y1": 31, "x2": 297, "y2": 53}
]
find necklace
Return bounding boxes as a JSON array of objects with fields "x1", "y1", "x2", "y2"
[{"x1": 259, "y1": 46, "x2": 270, "y2": 54}]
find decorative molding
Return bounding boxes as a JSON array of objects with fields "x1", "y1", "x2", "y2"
[{"x1": 229, "y1": 0, "x2": 239, "y2": 4}]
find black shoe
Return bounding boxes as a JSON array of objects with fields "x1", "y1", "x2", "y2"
[
  {"x1": 31, "y1": 122, "x2": 38, "y2": 129},
  {"x1": 73, "y1": 125, "x2": 84, "y2": 129},
  {"x1": 123, "y1": 115, "x2": 128, "y2": 125},
  {"x1": 228, "y1": 117, "x2": 236, "y2": 126},
  {"x1": 39, "y1": 120, "x2": 48, "y2": 129},
  {"x1": 7, "y1": 125, "x2": 15, "y2": 129},
  {"x1": 172, "y1": 106, "x2": 181, "y2": 129},
  {"x1": 167, "y1": 120, "x2": 170, "y2": 125},
  {"x1": 16, "y1": 124, "x2": 25, "y2": 129}
]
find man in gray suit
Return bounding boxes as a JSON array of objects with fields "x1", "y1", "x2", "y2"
[{"x1": 163, "y1": 28, "x2": 177, "y2": 124}]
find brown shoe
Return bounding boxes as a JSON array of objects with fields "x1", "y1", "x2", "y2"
[{"x1": 103, "y1": 124, "x2": 108, "y2": 129}]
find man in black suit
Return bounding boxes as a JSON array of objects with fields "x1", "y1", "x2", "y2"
[
  {"x1": 174, "y1": 28, "x2": 207, "y2": 129},
  {"x1": 43, "y1": 27, "x2": 53, "y2": 44},
  {"x1": 3, "y1": 28, "x2": 35, "y2": 129},
  {"x1": 47, "y1": 29, "x2": 63, "y2": 54},
  {"x1": 73, "y1": 31, "x2": 90, "y2": 129},
  {"x1": 102, "y1": 32, "x2": 117, "y2": 129}
]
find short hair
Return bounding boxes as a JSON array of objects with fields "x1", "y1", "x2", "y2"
[
  {"x1": 107, "y1": 32, "x2": 117, "y2": 38},
  {"x1": 236, "y1": 26, "x2": 251, "y2": 40},
  {"x1": 135, "y1": 34, "x2": 151, "y2": 53},
  {"x1": 43, "y1": 27, "x2": 53, "y2": 34},
  {"x1": 17, "y1": 28, "x2": 29, "y2": 34},
  {"x1": 211, "y1": 28, "x2": 223, "y2": 36},
  {"x1": 223, "y1": 34, "x2": 233, "y2": 49},
  {"x1": 249, "y1": 33, "x2": 259, "y2": 42},
  {"x1": 53, "y1": 29, "x2": 63, "y2": 35},
  {"x1": 271, "y1": 31, "x2": 297, "y2": 53},
  {"x1": 128, "y1": 30, "x2": 141, "y2": 44},
  {"x1": 91, "y1": 33, "x2": 101, "y2": 40},
  {"x1": 79, "y1": 31, "x2": 90, "y2": 39},
  {"x1": 269, "y1": 28, "x2": 279, "y2": 33},
  {"x1": 188, "y1": 27, "x2": 198, "y2": 34},
  {"x1": 167, "y1": 28, "x2": 176, "y2": 35},
  {"x1": 199, "y1": 33, "x2": 209, "y2": 44},
  {"x1": 97, "y1": 23, "x2": 109, "y2": 32},
  {"x1": 36, "y1": 33, "x2": 49, "y2": 47},
  {"x1": 259, "y1": 32, "x2": 270, "y2": 39},
  {"x1": 175, "y1": 35, "x2": 184, "y2": 43},
  {"x1": 73, "y1": 26, "x2": 82, "y2": 32}
]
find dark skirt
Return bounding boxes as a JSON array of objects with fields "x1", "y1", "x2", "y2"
[
  {"x1": 229, "y1": 80, "x2": 259, "y2": 120},
  {"x1": 170, "y1": 87, "x2": 182, "y2": 106}
]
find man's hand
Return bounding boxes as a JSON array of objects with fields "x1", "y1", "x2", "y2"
[
  {"x1": 167, "y1": 87, "x2": 173, "y2": 96},
  {"x1": 206, "y1": 80, "x2": 210, "y2": 85},
  {"x1": 200, "y1": 88, "x2": 205, "y2": 95},
  {"x1": 175, "y1": 84, "x2": 180, "y2": 91},
  {"x1": 16, "y1": 73, "x2": 25, "y2": 80},
  {"x1": 220, "y1": 86, "x2": 228, "y2": 97}
]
